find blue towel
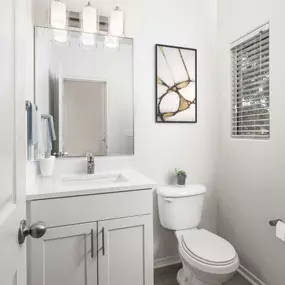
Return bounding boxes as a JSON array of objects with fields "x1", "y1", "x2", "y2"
[{"x1": 27, "y1": 103, "x2": 39, "y2": 145}]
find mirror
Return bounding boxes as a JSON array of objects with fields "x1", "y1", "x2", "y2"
[{"x1": 34, "y1": 26, "x2": 134, "y2": 158}]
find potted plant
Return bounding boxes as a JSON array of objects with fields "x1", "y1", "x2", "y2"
[{"x1": 175, "y1": 168, "x2": 187, "y2": 186}]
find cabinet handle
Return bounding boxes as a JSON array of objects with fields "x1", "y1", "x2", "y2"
[
  {"x1": 102, "y1": 227, "x2": 105, "y2": 256},
  {"x1": 91, "y1": 229, "x2": 94, "y2": 259}
]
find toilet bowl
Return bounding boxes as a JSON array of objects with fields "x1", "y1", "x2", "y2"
[
  {"x1": 175, "y1": 229, "x2": 239, "y2": 285},
  {"x1": 157, "y1": 185, "x2": 239, "y2": 285}
]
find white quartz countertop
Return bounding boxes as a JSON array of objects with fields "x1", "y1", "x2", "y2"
[{"x1": 26, "y1": 169, "x2": 157, "y2": 201}]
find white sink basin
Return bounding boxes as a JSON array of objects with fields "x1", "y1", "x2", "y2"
[{"x1": 61, "y1": 173, "x2": 129, "y2": 186}]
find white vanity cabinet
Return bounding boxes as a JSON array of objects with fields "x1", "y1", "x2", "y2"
[
  {"x1": 27, "y1": 189, "x2": 153, "y2": 285},
  {"x1": 98, "y1": 215, "x2": 153, "y2": 285},
  {"x1": 29, "y1": 222, "x2": 98, "y2": 285}
]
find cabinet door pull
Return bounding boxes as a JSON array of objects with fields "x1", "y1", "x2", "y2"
[
  {"x1": 102, "y1": 227, "x2": 105, "y2": 256},
  {"x1": 91, "y1": 229, "x2": 94, "y2": 259}
]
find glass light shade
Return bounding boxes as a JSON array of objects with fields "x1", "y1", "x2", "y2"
[
  {"x1": 50, "y1": 0, "x2": 67, "y2": 29},
  {"x1": 104, "y1": 36, "x2": 119, "y2": 49},
  {"x1": 53, "y1": 29, "x2": 68, "y2": 43},
  {"x1": 83, "y1": 2, "x2": 97, "y2": 33},
  {"x1": 81, "y1": 33, "x2": 95, "y2": 46},
  {"x1": 109, "y1": 6, "x2": 124, "y2": 36}
]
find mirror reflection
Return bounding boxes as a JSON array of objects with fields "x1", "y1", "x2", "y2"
[{"x1": 34, "y1": 27, "x2": 134, "y2": 158}]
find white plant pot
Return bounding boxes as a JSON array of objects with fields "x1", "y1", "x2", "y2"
[{"x1": 39, "y1": 156, "x2": 55, "y2": 176}]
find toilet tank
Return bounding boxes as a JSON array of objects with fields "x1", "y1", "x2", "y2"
[{"x1": 157, "y1": 185, "x2": 206, "y2": 230}]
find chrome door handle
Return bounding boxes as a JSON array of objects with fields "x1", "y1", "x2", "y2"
[
  {"x1": 18, "y1": 220, "x2": 47, "y2": 244},
  {"x1": 102, "y1": 227, "x2": 105, "y2": 256},
  {"x1": 91, "y1": 229, "x2": 94, "y2": 259}
]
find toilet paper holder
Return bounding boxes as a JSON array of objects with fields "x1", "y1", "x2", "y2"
[{"x1": 269, "y1": 219, "x2": 283, "y2": 227}]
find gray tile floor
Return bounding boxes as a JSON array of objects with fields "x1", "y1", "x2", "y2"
[{"x1": 154, "y1": 264, "x2": 251, "y2": 285}]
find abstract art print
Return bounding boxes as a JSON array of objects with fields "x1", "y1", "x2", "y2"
[{"x1": 155, "y1": 44, "x2": 197, "y2": 123}]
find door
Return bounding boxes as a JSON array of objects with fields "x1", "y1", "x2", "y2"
[
  {"x1": 63, "y1": 79, "x2": 107, "y2": 156},
  {"x1": 0, "y1": 0, "x2": 29, "y2": 284},
  {"x1": 28, "y1": 223, "x2": 97, "y2": 285},
  {"x1": 98, "y1": 215, "x2": 153, "y2": 285}
]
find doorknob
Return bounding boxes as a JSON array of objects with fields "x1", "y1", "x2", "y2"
[{"x1": 18, "y1": 220, "x2": 47, "y2": 244}]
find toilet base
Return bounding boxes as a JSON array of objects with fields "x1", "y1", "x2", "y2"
[
  {"x1": 177, "y1": 269, "x2": 185, "y2": 285},
  {"x1": 176, "y1": 261, "x2": 234, "y2": 285},
  {"x1": 177, "y1": 268, "x2": 216, "y2": 285}
]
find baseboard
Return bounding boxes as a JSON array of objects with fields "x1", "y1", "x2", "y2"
[
  {"x1": 154, "y1": 255, "x2": 181, "y2": 269},
  {"x1": 238, "y1": 265, "x2": 267, "y2": 285}
]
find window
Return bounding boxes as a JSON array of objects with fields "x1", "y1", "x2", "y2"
[{"x1": 231, "y1": 25, "x2": 270, "y2": 139}]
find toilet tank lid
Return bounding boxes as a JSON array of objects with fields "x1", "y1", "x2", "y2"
[{"x1": 157, "y1": 184, "x2": 206, "y2": 198}]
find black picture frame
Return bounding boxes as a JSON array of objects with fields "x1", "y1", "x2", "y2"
[{"x1": 155, "y1": 44, "x2": 197, "y2": 123}]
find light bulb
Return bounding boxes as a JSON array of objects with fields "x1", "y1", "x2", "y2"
[
  {"x1": 104, "y1": 36, "x2": 119, "y2": 49},
  {"x1": 109, "y1": 5, "x2": 124, "y2": 36},
  {"x1": 83, "y1": 2, "x2": 97, "y2": 33},
  {"x1": 53, "y1": 29, "x2": 68, "y2": 43},
  {"x1": 81, "y1": 33, "x2": 95, "y2": 46},
  {"x1": 51, "y1": 0, "x2": 67, "y2": 29}
]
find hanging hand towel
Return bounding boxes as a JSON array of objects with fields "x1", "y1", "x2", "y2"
[{"x1": 27, "y1": 102, "x2": 39, "y2": 145}]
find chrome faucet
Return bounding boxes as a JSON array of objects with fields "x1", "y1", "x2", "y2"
[{"x1": 86, "y1": 153, "x2": 95, "y2": 174}]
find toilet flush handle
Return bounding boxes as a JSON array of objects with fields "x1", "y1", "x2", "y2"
[{"x1": 164, "y1": 197, "x2": 173, "y2": 203}]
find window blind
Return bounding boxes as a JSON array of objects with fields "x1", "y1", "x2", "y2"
[{"x1": 231, "y1": 27, "x2": 270, "y2": 139}]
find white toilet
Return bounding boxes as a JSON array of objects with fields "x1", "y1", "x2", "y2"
[{"x1": 157, "y1": 185, "x2": 239, "y2": 285}]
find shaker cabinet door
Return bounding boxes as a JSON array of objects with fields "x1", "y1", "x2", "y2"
[
  {"x1": 28, "y1": 222, "x2": 97, "y2": 285},
  {"x1": 98, "y1": 215, "x2": 153, "y2": 285}
]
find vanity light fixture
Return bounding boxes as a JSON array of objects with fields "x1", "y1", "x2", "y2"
[
  {"x1": 82, "y1": 2, "x2": 97, "y2": 33},
  {"x1": 81, "y1": 2, "x2": 97, "y2": 46},
  {"x1": 50, "y1": 2, "x2": 125, "y2": 48},
  {"x1": 104, "y1": 6, "x2": 124, "y2": 49},
  {"x1": 50, "y1": 0, "x2": 67, "y2": 29},
  {"x1": 50, "y1": 0, "x2": 67, "y2": 43},
  {"x1": 109, "y1": 5, "x2": 124, "y2": 37}
]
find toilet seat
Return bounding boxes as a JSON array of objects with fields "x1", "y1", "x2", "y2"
[
  {"x1": 177, "y1": 229, "x2": 239, "y2": 275},
  {"x1": 181, "y1": 229, "x2": 237, "y2": 266}
]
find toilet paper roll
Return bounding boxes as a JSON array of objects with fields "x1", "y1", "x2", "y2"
[{"x1": 276, "y1": 221, "x2": 285, "y2": 241}]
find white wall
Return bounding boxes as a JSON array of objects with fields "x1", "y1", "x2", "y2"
[
  {"x1": 32, "y1": 0, "x2": 219, "y2": 261},
  {"x1": 217, "y1": 1, "x2": 285, "y2": 284}
]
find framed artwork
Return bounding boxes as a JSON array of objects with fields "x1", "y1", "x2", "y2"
[{"x1": 155, "y1": 44, "x2": 197, "y2": 123}]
